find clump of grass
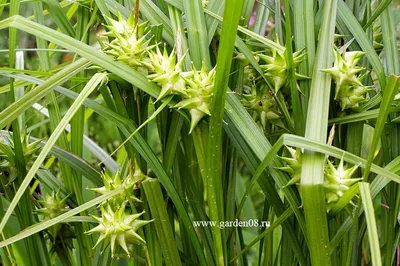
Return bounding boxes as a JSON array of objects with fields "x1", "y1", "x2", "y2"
[{"x1": 0, "y1": 1, "x2": 399, "y2": 266}]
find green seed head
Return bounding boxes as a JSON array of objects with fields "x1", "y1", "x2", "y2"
[
  {"x1": 174, "y1": 63, "x2": 215, "y2": 133},
  {"x1": 101, "y1": 12, "x2": 154, "y2": 74},
  {"x1": 147, "y1": 46, "x2": 187, "y2": 101},
  {"x1": 322, "y1": 49, "x2": 369, "y2": 110},
  {"x1": 324, "y1": 158, "x2": 361, "y2": 211},
  {"x1": 277, "y1": 146, "x2": 303, "y2": 186},
  {"x1": 336, "y1": 84, "x2": 370, "y2": 110},
  {"x1": 241, "y1": 84, "x2": 283, "y2": 128},
  {"x1": 258, "y1": 46, "x2": 306, "y2": 93},
  {"x1": 87, "y1": 202, "x2": 152, "y2": 256},
  {"x1": 37, "y1": 190, "x2": 70, "y2": 219},
  {"x1": 36, "y1": 190, "x2": 70, "y2": 238},
  {"x1": 90, "y1": 169, "x2": 142, "y2": 206}
]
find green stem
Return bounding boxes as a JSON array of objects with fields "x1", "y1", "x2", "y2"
[
  {"x1": 300, "y1": 0, "x2": 338, "y2": 265},
  {"x1": 205, "y1": 0, "x2": 244, "y2": 264}
]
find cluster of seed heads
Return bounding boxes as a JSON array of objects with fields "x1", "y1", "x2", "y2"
[
  {"x1": 237, "y1": 43, "x2": 306, "y2": 130},
  {"x1": 101, "y1": 12, "x2": 215, "y2": 133},
  {"x1": 36, "y1": 190, "x2": 71, "y2": 240},
  {"x1": 324, "y1": 158, "x2": 361, "y2": 211},
  {"x1": 322, "y1": 49, "x2": 369, "y2": 110},
  {"x1": 278, "y1": 147, "x2": 360, "y2": 211},
  {"x1": 86, "y1": 161, "x2": 152, "y2": 257}
]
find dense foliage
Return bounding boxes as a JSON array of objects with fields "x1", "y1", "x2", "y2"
[{"x1": 0, "y1": 0, "x2": 399, "y2": 265}]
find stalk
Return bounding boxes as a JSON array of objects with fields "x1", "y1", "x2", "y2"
[
  {"x1": 205, "y1": 0, "x2": 244, "y2": 264},
  {"x1": 300, "y1": 0, "x2": 338, "y2": 265}
]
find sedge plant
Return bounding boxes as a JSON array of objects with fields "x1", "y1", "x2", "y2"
[{"x1": 0, "y1": 0, "x2": 399, "y2": 265}]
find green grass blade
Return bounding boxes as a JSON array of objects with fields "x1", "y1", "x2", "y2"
[
  {"x1": 140, "y1": 0, "x2": 174, "y2": 45},
  {"x1": 362, "y1": 0, "x2": 391, "y2": 30},
  {"x1": 205, "y1": 0, "x2": 244, "y2": 264},
  {"x1": 0, "y1": 73, "x2": 107, "y2": 234},
  {"x1": 205, "y1": 0, "x2": 224, "y2": 44},
  {"x1": 293, "y1": 0, "x2": 315, "y2": 115},
  {"x1": 142, "y1": 179, "x2": 182, "y2": 266},
  {"x1": 183, "y1": 0, "x2": 211, "y2": 68},
  {"x1": 229, "y1": 208, "x2": 294, "y2": 263},
  {"x1": 300, "y1": 1, "x2": 338, "y2": 265},
  {"x1": 283, "y1": 0, "x2": 304, "y2": 135},
  {"x1": 0, "y1": 188, "x2": 124, "y2": 249},
  {"x1": 359, "y1": 182, "x2": 382, "y2": 266},
  {"x1": 362, "y1": 75, "x2": 399, "y2": 181},
  {"x1": 328, "y1": 105, "x2": 400, "y2": 125},
  {"x1": 204, "y1": 9, "x2": 285, "y2": 52},
  {"x1": 380, "y1": 3, "x2": 400, "y2": 75},
  {"x1": 0, "y1": 58, "x2": 90, "y2": 129},
  {"x1": 42, "y1": 0, "x2": 75, "y2": 36},
  {"x1": 337, "y1": 0, "x2": 386, "y2": 88}
]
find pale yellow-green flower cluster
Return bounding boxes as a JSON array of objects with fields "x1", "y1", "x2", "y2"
[
  {"x1": 238, "y1": 45, "x2": 305, "y2": 129},
  {"x1": 322, "y1": 49, "x2": 369, "y2": 110},
  {"x1": 258, "y1": 47, "x2": 306, "y2": 94},
  {"x1": 100, "y1": 12, "x2": 154, "y2": 75},
  {"x1": 87, "y1": 163, "x2": 151, "y2": 257},
  {"x1": 174, "y1": 64, "x2": 215, "y2": 133},
  {"x1": 278, "y1": 149, "x2": 361, "y2": 212},
  {"x1": 101, "y1": 12, "x2": 215, "y2": 133},
  {"x1": 147, "y1": 46, "x2": 186, "y2": 101},
  {"x1": 87, "y1": 202, "x2": 151, "y2": 256},
  {"x1": 146, "y1": 45, "x2": 215, "y2": 132},
  {"x1": 324, "y1": 158, "x2": 361, "y2": 211},
  {"x1": 241, "y1": 84, "x2": 284, "y2": 129},
  {"x1": 277, "y1": 146, "x2": 302, "y2": 187},
  {"x1": 146, "y1": 46, "x2": 215, "y2": 132},
  {"x1": 36, "y1": 191, "x2": 70, "y2": 239}
]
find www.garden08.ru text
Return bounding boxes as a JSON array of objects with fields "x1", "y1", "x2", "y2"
[{"x1": 193, "y1": 219, "x2": 270, "y2": 229}]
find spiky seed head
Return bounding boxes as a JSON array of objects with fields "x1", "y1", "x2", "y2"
[
  {"x1": 241, "y1": 85, "x2": 284, "y2": 128},
  {"x1": 336, "y1": 84, "x2": 370, "y2": 110},
  {"x1": 86, "y1": 202, "x2": 152, "y2": 256},
  {"x1": 36, "y1": 190, "x2": 70, "y2": 237},
  {"x1": 258, "y1": 45, "x2": 306, "y2": 93},
  {"x1": 322, "y1": 49, "x2": 369, "y2": 110},
  {"x1": 90, "y1": 170, "x2": 142, "y2": 206},
  {"x1": 174, "y1": 63, "x2": 216, "y2": 133},
  {"x1": 101, "y1": 12, "x2": 154, "y2": 74},
  {"x1": 323, "y1": 157, "x2": 361, "y2": 211},
  {"x1": 147, "y1": 46, "x2": 187, "y2": 101},
  {"x1": 276, "y1": 146, "x2": 302, "y2": 186}
]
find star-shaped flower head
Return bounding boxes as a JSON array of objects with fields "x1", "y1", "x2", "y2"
[
  {"x1": 322, "y1": 49, "x2": 369, "y2": 110},
  {"x1": 336, "y1": 72, "x2": 370, "y2": 110},
  {"x1": 101, "y1": 11, "x2": 155, "y2": 75},
  {"x1": 276, "y1": 146, "x2": 302, "y2": 187},
  {"x1": 90, "y1": 169, "x2": 142, "y2": 206},
  {"x1": 258, "y1": 44, "x2": 306, "y2": 93},
  {"x1": 36, "y1": 190, "x2": 70, "y2": 238},
  {"x1": 324, "y1": 157, "x2": 361, "y2": 211},
  {"x1": 147, "y1": 45, "x2": 187, "y2": 101},
  {"x1": 86, "y1": 202, "x2": 152, "y2": 256},
  {"x1": 241, "y1": 84, "x2": 284, "y2": 129},
  {"x1": 174, "y1": 63, "x2": 216, "y2": 133}
]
